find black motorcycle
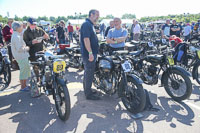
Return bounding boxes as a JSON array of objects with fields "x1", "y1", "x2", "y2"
[
  {"x1": 59, "y1": 46, "x2": 83, "y2": 70},
  {"x1": 93, "y1": 51, "x2": 146, "y2": 114},
  {"x1": 30, "y1": 51, "x2": 71, "y2": 121},
  {"x1": 0, "y1": 46, "x2": 11, "y2": 85},
  {"x1": 129, "y1": 47, "x2": 192, "y2": 102},
  {"x1": 175, "y1": 39, "x2": 200, "y2": 85}
]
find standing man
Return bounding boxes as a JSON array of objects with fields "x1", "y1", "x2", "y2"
[
  {"x1": 100, "y1": 23, "x2": 105, "y2": 37},
  {"x1": 0, "y1": 23, "x2": 3, "y2": 46},
  {"x1": 56, "y1": 20, "x2": 67, "y2": 44},
  {"x1": 161, "y1": 19, "x2": 171, "y2": 39},
  {"x1": 23, "y1": 17, "x2": 49, "y2": 62},
  {"x1": 23, "y1": 17, "x2": 49, "y2": 97},
  {"x1": 133, "y1": 20, "x2": 141, "y2": 41},
  {"x1": 106, "y1": 18, "x2": 128, "y2": 52},
  {"x1": 170, "y1": 20, "x2": 181, "y2": 37},
  {"x1": 183, "y1": 23, "x2": 192, "y2": 41},
  {"x1": 2, "y1": 18, "x2": 13, "y2": 44},
  {"x1": 104, "y1": 20, "x2": 114, "y2": 38},
  {"x1": 130, "y1": 19, "x2": 136, "y2": 40},
  {"x1": 80, "y1": 9, "x2": 100, "y2": 100},
  {"x1": 3, "y1": 18, "x2": 14, "y2": 67},
  {"x1": 67, "y1": 23, "x2": 74, "y2": 43}
]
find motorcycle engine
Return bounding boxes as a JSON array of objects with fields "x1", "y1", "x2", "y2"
[
  {"x1": 147, "y1": 65, "x2": 158, "y2": 76},
  {"x1": 97, "y1": 59, "x2": 116, "y2": 94},
  {"x1": 143, "y1": 64, "x2": 158, "y2": 84}
]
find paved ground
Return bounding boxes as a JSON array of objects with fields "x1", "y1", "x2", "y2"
[{"x1": 0, "y1": 68, "x2": 200, "y2": 133}]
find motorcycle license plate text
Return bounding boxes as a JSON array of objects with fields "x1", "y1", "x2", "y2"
[
  {"x1": 197, "y1": 51, "x2": 200, "y2": 59},
  {"x1": 168, "y1": 56, "x2": 174, "y2": 65},
  {"x1": 53, "y1": 61, "x2": 66, "y2": 73},
  {"x1": 122, "y1": 61, "x2": 132, "y2": 72}
]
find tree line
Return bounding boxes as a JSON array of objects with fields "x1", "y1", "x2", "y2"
[
  {"x1": 0, "y1": 13, "x2": 136, "y2": 24},
  {"x1": 1, "y1": 13, "x2": 200, "y2": 24},
  {"x1": 140, "y1": 13, "x2": 200, "y2": 23}
]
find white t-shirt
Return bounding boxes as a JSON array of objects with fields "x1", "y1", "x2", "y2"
[{"x1": 133, "y1": 24, "x2": 141, "y2": 34}]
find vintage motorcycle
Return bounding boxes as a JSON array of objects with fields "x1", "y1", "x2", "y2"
[
  {"x1": 30, "y1": 50, "x2": 71, "y2": 121},
  {"x1": 129, "y1": 46, "x2": 192, "y2": 102},
  {"x1": 93, "y1": 51, "x2": 146, "y2": 114},
  {"x1": 0, "y1": 45, "x2": 11, "y2": 85}
]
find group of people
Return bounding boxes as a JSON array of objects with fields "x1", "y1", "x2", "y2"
[
  {"x1": 159, "y1": 19, "x2": 200, "y2": 41},
  {"x1": 0, "y1": 17, "x2": 49, "y2": 96},
  {"x1": 80, "y1": 10, "x2": 129, "y2": 100},
  {"x1": 0, "y1": 10, "x2": 200, "y2": 101}
]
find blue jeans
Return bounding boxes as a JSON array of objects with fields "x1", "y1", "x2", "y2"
[
  {"x1": 58, "y1": 38, "x2": 65, "y2": 44},
  {"x1": 69, "y1": 32, "x2": 73, "y2": 42},
  {"x1": 83, "y1": 57, "x2": 96, "y2": 97}
]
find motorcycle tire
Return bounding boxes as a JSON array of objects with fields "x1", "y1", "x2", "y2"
[
  {"x1": 120, "y1": 76, "x2": 146, "y2": 114},
  {"x1": 4, "y1": 64, "x2": 11, "y2": 85},
  {"x1": 54, "y1": 83, "x2": 71, "y2": 121},
  {"x1": 163, "y1": 69, "x2": 192, "y2": 102}
]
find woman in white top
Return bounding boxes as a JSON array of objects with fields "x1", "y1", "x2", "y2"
[{"x1": 11, "y1": 21, "x2": 31, "y2": 91}]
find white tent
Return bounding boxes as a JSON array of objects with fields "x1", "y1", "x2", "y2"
[
  {"x1": 100, "y1": 19, "x2": 133, "y2": 27},
  {"x1": 67, "y1": 19, "x2": 85, "y2": 26}
]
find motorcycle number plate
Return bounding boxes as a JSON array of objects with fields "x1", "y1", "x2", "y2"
[
  {"x1": 168, "y1": 57, "x2": 174, "y2": 66},
  {"x1": 122, "y1": 61, "x2": 132, "y2": 72},
  {"x1": 148, "y1": 42, "x2": 154, "y2": 47},
  {"x1": 197, "y1": 51, "x2": 200, "y2": 59},
  {"x1": 53, "y1": 61, "x2": 66, "y2": 73}
]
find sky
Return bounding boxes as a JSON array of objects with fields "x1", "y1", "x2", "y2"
[{"x1": 0, "y1": 0, "x2": 200, "y2": 19}]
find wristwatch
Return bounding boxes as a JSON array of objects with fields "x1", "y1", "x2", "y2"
[{"x1": 89, "y1": 51, "x2": 93, "y2": 55}]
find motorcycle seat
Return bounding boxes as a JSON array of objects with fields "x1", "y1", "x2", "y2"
[
  {"x1": 130, "y1": 40, "x2": 140, "y2": 45},
  {"x1": 128, "y1": 50, "x2": 143, "y2": 57},
  {"x1": 113, "y1": 50, "x2": 129, "y2": 55}
]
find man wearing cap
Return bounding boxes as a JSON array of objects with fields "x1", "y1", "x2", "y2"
[{"x1": 23, "y1": 17, "x2": 49, "y2": 62}]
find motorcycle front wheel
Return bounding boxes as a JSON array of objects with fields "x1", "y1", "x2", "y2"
[
  {"x1": 119, "y1": 76, "x2": 146, "y2": 114},
  {"x1": 3, "y1": 64, "x2": 11, "y2": 85},
  {"x1": 163, "y1": 69, "x2": 192, "y2": 101},
  {"x1": 54, "y1": 83, "x2": 71, "y2": 121}
]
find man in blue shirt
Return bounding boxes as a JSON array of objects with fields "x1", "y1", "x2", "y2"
[
  {"x1": 80, "y1": 9, "x2": 100, "y2": 100},
  {"x1": 106, "y1": 18, "x2": 128, "y2": 52},
  {"x1": 161, "y1": 19, "x2": 170, "y2": 39}
]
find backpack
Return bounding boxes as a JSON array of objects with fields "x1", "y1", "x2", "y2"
[{"x1": 173, "y1": 43, "x2": 188, "y2": 66}]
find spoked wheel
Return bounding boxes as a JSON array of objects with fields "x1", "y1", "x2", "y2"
[
  {"x1": 163, "y1": 69, "x2": 192, "y2": 101},
  {"x1": 3, "y1": 65, "x2": 11, "y2": 85},
  {"x1": 120, "y1": 76, "x2": 146, "y2": 114},
  {"x1": 55, "y1": 84, "x2": 71, "y2": 121},
  {"x1": 30, "y1": 70, "x2": 41, "y2": 97}
]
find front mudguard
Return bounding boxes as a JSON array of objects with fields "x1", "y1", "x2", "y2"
[
  {"x1": 161, "y1": 66, "x2": 191, "y2": 85},
  {"x1": 127, "y1": 74, "x2": 143, "y2": 85},
  {"x1": 56, "y1": 77, "x2": 66, "y2": 87},
  {"x1": 118, "y1": 74, "x2": 143, "y2": 97}
]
